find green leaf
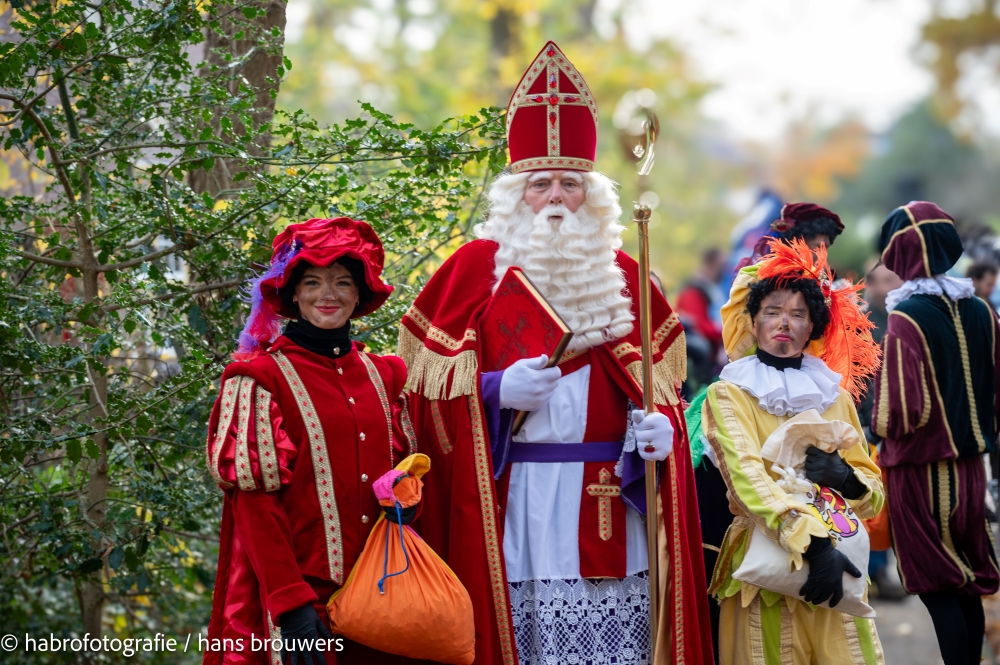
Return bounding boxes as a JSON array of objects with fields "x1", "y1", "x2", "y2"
[
  {"x1": 123, "y1": 319, "x2": 136, "y2": 334},
  {"x1": 85, "y1": 440, "x2": 101, "y2": 460},
  {"x1": 66, "y1": 439, "x2": 82, "y2": 464},
  {"x1": 108, "y1": 546, "x2": 124, "y2": 571},
  {"x1": 283, "y1": 56, "x2": 292, "y2": 71}
]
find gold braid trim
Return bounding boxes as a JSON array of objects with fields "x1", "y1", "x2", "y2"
[
  {"x1": 398, "y1": 325, "x2": 478, "y2": 400},
  {"x1": 622, "y1": 334, "x2": 686, "y2": 406}
]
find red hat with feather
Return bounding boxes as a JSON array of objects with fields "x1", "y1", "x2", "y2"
[{"x1": 505, "y1": 41, "x2": 599, "y2": 174}]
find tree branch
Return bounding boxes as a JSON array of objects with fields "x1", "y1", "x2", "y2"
[
  {"x1": 101, "y1": 279, "x2": 244, "y2": 312},
  {"x1": 20, "y1": 251, "x2": 84, "y2": 269}
]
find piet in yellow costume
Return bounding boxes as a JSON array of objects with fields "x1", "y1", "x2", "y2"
[{"x1": 703, "y1": 239, "x2": 887, "y2": 664}]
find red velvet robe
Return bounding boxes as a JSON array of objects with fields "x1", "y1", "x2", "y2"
[
  {"x1": 398, "y1": 240, "x2": 714, "y2": 665},
  {"x1": 203, "y1": 337, "x2": 418, "y2": 665}
]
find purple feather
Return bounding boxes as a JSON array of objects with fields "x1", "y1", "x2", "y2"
[{"x1": 233, "y1": 240, "x2": 300, "y2": 360}]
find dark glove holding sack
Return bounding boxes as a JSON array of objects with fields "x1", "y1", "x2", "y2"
[
  {"x1": 803, "y1": 446, "x2": 868, "y2": 499},
  {"x1": 798, "y1": 536, "x2": 863, "y2": 608},
  {"x1": 279, "y1": 602, "x2": 334, "y2": 665}
]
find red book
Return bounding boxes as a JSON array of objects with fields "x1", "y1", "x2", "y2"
[
  {"x1": 480, "y1": 267, "x2": 573, "y2": 371},
  {"x1": 480, "y1": 268, "x2": 573, "y2": 432}
]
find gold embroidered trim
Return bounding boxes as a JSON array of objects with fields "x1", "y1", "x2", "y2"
[
  {"x1": 466, "y1": 394, "x2": 516, "y2": 665},
  {"x1": 430, "y1": 400, "x2": 453, "y2": 454},
  {"x1": 918, "y1": 361, "x2": 932, "y2": 429},
  {"x1": 667, "y1": 405, "x2": 685, "y2": 663},
  {"x1": 841, "y1": 612, "x2": 866, "y2": 664},
  {"x1": 621, "y1": 339, "x2": 686, "y2": 406},
  {"x1": 935, "y1": 460, "x2": 975, "y2": 582},
  {"x1": 896, "y1": 339, "x2": 909, "y2": 435},
  {"x1": 209, "y1": 376, "x2": 241, "y2": 490},
  {"x1": 748, "y1": 595, "x2": 765, "y2": 664},
  {"x1": 272, "y1": 351, "x2": 344, "y2": 584},
  {"x1": 585, "y1": 467, "x2": 620, "y2": 541},
  {"x1": 945, "y1": 297, "x2": 988, "y2": 453},
  {"x1": 358, "y1": 352, "x2": 395, "y2": 466},
  {"x1": 871, "y1": 617, "x2": 886, "y2": 665},
  {"x1": 891, "y1": 311, "x2": 958, "y2": 456},
  {"x1": 255, "y1": 386, "x2": 281, "y2": 492},
  {"x1": 266, "y1": 612, "x2": 282, "y2": 665},
  {"x1": 398, "y1": 393, "x2": 418, "y2": 455},
  {"x1": 874, "y1": 352, "x2": 891, "y2": 438},
  {"x1": 235, "y1": 378, "x2": 257, "y2": 491},
  {"x1": 510, "y1": 157, "x2": 595, "y2": 174},
  {"x1": 398, "y1": 324, "x2": 478, "y2": 399},
  {"x1": 404, "y1": 306, "x2": 477, "y2": 351},
  {"x1": 654, "y1": 313, "x2": 681, "y2": 349}
]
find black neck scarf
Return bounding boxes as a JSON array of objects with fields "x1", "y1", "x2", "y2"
[
  {"x1": 756, "y1": 347, "x2": 803, "y2": 371},
  {"x1": 284, "y1": 318, "x2": 353, "y2": 359}
]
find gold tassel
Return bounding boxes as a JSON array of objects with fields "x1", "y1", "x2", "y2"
[{"x1": 398, "y1": 325, "x2": 478, "y2": 400}]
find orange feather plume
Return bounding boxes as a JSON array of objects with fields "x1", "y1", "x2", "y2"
[{"x1": 756, "y1": 238, "x2": 882, "y2": 401}]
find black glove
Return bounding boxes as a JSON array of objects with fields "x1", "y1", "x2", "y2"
[
  {"x1": 803, "y1": 446, "x2": 867, "y2": 499},
  {"x1": 279, "y1": 602, "x2": 334, "y2": 665},
  {"x1": 798, "y1": 536, "x2": 862, "y2": 608}
]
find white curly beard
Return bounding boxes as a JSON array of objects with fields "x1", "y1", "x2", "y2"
[{"x1": 474, "y1": 172, "x2": 634, "y2": 352}]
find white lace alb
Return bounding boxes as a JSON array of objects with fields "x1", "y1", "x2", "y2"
[
  {"x1": 509, "y1": 572, "x2": 651, "y2": 665},
  {"x1": 720, "y1": 354, "x2": 841, "y2": 416},
  {"x1": 885, "y1": 275, "x2": 974, "y2": 312}
]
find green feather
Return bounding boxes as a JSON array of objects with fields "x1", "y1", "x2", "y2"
[{"x1": 685, "y1": 386, "x2": 710, "y2": 468}]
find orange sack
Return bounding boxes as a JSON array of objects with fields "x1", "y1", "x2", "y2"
[{"x1": 326, "y1": 454, "x2": 475, "y2": 665}]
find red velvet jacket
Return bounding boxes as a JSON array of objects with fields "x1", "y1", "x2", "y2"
[
  {"x1": 398, "y1": 240, "x2": 714, "y2": 665},
  {"x1": 203, "y1": 337, "x2": 416, "y2": 665}
]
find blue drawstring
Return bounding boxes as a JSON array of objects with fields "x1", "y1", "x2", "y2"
[{"x1": 377, "y1": 501, "x2": 410, "y2": 595}]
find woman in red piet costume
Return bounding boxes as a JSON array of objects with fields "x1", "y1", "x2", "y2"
[{"x1": 203, "y1": 218, "x2": 417, "y2": 665}]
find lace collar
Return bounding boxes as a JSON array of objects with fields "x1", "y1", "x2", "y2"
[{"x1": 719, "y1": 353, "x2": 841, "y2": 417}]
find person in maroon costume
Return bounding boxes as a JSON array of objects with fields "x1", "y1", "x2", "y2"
[{"x1": 203, "y1": 218, "x2": 419, "y2": 665}]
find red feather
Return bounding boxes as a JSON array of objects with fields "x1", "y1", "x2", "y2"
[{"x1": 757, "y1": 238, "x2": 882, "y2": 400}]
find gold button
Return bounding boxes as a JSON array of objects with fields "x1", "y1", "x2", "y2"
[
  {"x1": 361, "y1": 474, "x2": 368, "y2": 483},
  {"x1": 348, "y1": 397, "x2": 355, "y2": 405},
  {"x1": 337, "y1": 367, "x2": 343, "y2": 375},
  {"x1": 361, "y1": 515, "x2": 369, "y2": 524},
  {"x1": 359, "y1": 432, "x2": 366, "y2": 441}
]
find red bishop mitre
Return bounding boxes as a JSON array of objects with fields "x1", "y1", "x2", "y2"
[{"x1": 506, "y1": 41, "x2": 599, "y2": 174}]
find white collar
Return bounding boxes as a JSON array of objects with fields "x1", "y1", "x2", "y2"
[
  {"x1": 720, "y1": 354, "x2": 842, "y2": 417},
  {"x1": 885, "y1": 275, "x2": 974, "y2": 312}
]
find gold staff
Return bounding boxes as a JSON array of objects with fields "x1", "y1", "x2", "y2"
[{"x1": 631, "y1": 108, "x2": 660, "y2": 662}]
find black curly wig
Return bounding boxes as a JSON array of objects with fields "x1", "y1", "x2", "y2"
[
  {"x1": 746, "y1": 276, "x2": 831, "y2": 341},
  {"x1": 278, "y1": 256, "x2": 374, "y2": 319},
  {"x1": 785, "y1": 216, "x2": 842, "y2": 246}
]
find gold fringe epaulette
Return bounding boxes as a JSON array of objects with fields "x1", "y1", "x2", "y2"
[
  {"x1": 398, "y1": 324, "x2": 478, "y2": 400},
  {"x1": 621, "y1": 330, "x2": 687, "y2": 407}
]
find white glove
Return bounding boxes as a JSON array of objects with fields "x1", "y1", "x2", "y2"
[
  {"x1": 499, "y1": 355, "x2": 561, "y2": 412},
  {"x1": 631, "y1": 410, "x2": 675, "y2": 461}
]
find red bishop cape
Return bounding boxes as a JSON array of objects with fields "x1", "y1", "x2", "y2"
[{"x1": 398, "y1": 240, "x2": 713, "y2": 665}]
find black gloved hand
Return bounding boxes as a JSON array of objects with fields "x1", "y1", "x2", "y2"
[
  {"x1": 803, "y1": 447, "x2": 867, "y2": 499},
  {"x1": 798, "y1": 536, "x2": 862, "y2": 608},
  {"x1": 279, "y1": 602, "x2": 334, "y2": 665}
]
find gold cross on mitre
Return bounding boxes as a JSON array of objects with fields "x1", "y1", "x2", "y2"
[
  {"x1": 586, "y1": 467, "x2": 621, "y2": 541},
  {"x1": 505, "y1": 41, "x2": 599, "y2": 173}
]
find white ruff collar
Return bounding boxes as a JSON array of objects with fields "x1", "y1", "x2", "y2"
[
  {"x1": 720, "y1": 354, "x2": 842, "y2": 417},
  {"x1": 885, "y1": 275, "x2": 974, "y2": 312}
]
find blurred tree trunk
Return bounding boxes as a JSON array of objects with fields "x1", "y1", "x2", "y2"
[{"x1": 189, "y1": 0, "x2": 288, "y2": 197}]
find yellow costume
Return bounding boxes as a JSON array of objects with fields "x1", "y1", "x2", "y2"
[{"x1": 705, "y1": 246, "x2": 886, "y2": 665}]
